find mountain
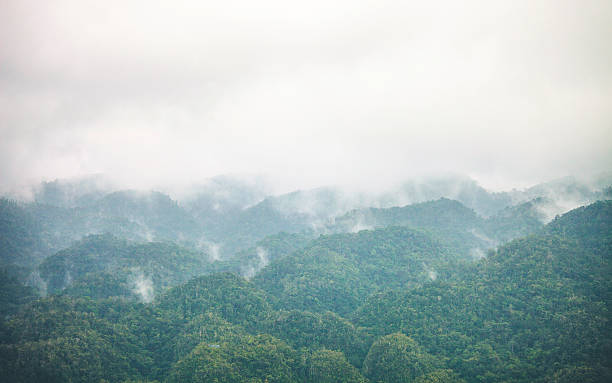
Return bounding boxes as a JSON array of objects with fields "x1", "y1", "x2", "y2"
[
  {"x1": 38, "y1": 234, "x2": 212, "y2": 300},
  {"x1": 193, "y1": 187, "x2": 349, "y2": 255},
  {"x1": 208, "y1": 231, "x2": 314, "y2": 279},
  {"x1": 24, "y1": 190, "x2": 203, "y2": 258},
  {"x1": 545, "y1": 200, "x2": 612, "y2": 255},
  {"x1": 379, "y1": 173, "x2": 612, "y2": 219},
  {"x1": 507, "y1": 173, "x2": 612, "y2": 221},
  {"x1": 482, "y1": 198, "x2": 546, "y2": 243},
  {"x1": 0, "y1": 198, "x2": 43, "y2": 267},
  {"x1": 330, "y1": 198, "x2": 490, "y2": 254},
  {"x1": 31, "y1": 174, "x2": 115, "y2": 208},
  {"x1": 156, "y1": 272, "x2": 274, "y2": 328},
  {"x1": 383, "y1": 175, "x2": 513, "y2": 217},
  {"x1": 6, "y1": 173, "x2": 609, "y2": 265},
  {"x1": 1, "y1": 174, "x2": 611, "y2": 382},
  {"x1": 253, "y1": 226, "x2": 463, "y2": 315},
  {"x1": 330, "y1": 197, "x2": 547, "y2": 253},
  {"x1": 0, "y1": 200, "x2": 609, "y2": 382},
  {"x1": 351, "y1": 200, "x2": 612, "y2": 382},
  {"x1": 182, "y1": 175, "x2": 271, "y2": 228},
  {"x1": 0, "y1": 266, "x2": 37, "y2": 317}
]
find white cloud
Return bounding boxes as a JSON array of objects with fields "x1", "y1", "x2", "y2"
[{"x1": 1, "y1": 0, "x2": 611, "y2": 193}]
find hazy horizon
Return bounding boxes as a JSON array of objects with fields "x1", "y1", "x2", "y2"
[
  {"x1": 4, "y1": 170, "x2": 612, "y2": 206},
  {"x1": 2, "y1": 1, "x2": 611, "y2": 196}
]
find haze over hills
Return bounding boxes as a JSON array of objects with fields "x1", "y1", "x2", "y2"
[
  {"x1": 2, "y1": 172, "x2": 610, "y2": 261},
  {"x1": 1, "y1": 173, "x2": 611, "y2": 381},
  {"x1": 2, "y1": 0, "x2": 611, "y2": 381},
  {"x1": 2, "y1": 175, "x2": 612, "y2": 382},
  {"x1": 0, "y1": 177, "x2": 610, "y2": 382}
]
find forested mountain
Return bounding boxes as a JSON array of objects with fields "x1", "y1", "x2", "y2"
[
  {"x1": 190, "y1": 187, "x2": 360, "y2": 255},
  {"x1": 3, "y1": 199, "x2": 608, "y2": 382},
  {"x1": 352, "y1": 202, "x2": 612, "y2": 382},
  {"x1": 330, "y1": 198, "x2": 546, "y2": 253},
  {"x1": 0, "y1": 175, "x2": 611, "y2": 382},
  {"x1": 25, "y1": 190, "x2": 203, "y2": 256},
  {"x1": 0, "y1": 267, "x2": 38, "y2": 318},
  {"x1": 331, "y1": 199, "x2": 490, "y2": 253},
  {"x1": 197, "y1": 195, "x2": 318, "y2": 255},
  {"x1": 0, "y1": 199, "x2": 43, "y2": 267},
  {"x1": 208, "y1": 232, "x2": 314, "y2": 278},
  {"x1": 385, "y1": 173, "x2": 612, "y2": 219},
  {"x1": 38, "y1": 234, "x2": 213, "y2": 300},
  {"x1": 545, "y1": 200, "x2": 612, "y2": 254},
  {"x1": 193, "y1": 174, "x2": 607, "y2": 252},
  {"x1": 253, "y1": 226, "x2": 462, "y2": 315},
  {"x1": 32, "y1": 175, "x2": 115, "y2": 208},
  {"x1": 382, "y1": 175, "x2": 514, "y2": 217},
  {"x1": 182, "y1": 175, "x2": 271, "y2": 217},
  {"x1": 3, "y1": 173, "x2": 608, "y2": 266},
  {"x1": 482, "y1": 198, "x2": 546, "y2": 243}
]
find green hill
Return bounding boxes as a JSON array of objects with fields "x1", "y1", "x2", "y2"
[
  {"x1": 39, "y1": 234, "x2": 212, "y2": 299},
  {"x1": 253, "y1": 226, "x2": 462, "y2": 315},
  {"x1": 0, "y1": 197, "x2": 610, "y2": 383},
  {"x1": 352, "y1": 201, "x2": 612, "y2": 382}
]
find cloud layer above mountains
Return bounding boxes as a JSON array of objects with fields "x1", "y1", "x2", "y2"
[{"x1": 1, "y1": 0, "x2": 611, "y2": 193}]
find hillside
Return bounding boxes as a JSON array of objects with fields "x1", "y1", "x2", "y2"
[
  {"x1": 0, "y1": 199, "x2": 44, "y2": 267},
  {"x1": 0, "y1": 174, "x2": 610, "y2": 383},
  {"x1": 253, "y1": 226, "x2": 464, "y2": 315},
  {"x1": 352, "y1": 202, "x2": 612, "y2": 382},
  {"x1": 0, "y1": 201, "x2": 610, "y2": 382},
  {"x1": 331, "y1": 198, "x2": 547, "y2": 254},
  {"x1": 38, "y1": 234, "x2": 213, "y2": 300}
]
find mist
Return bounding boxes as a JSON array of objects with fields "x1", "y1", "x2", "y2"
[
  {"x1": 129, "y1": 269, "x2": 155, "y2": 303},
  {"x1": 1, "y1": 3, "x2": 611, "y2": 375},
  {"x1": 241, "y1": 246, "x2": 270, "y2": 279},
  {"x1": 1, "y1": 0, "x2": 611, "y2": 196}
]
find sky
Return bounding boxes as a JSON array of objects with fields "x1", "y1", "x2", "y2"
[{"x1": 1, "y1": 0, "x2": 611, "y2": 194}]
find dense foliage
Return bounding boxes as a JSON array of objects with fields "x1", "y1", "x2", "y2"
[
  {"x1": 253, "y1": 226, "x2": 460, "y2": 315},
  {"x1": 0, "y1": 266, "x2": 38, "y2": 318},
  {"x1": 39, "y1": 234, "x2": 213, "y2": 298},
  {"x1": 331, "y1": 198, "x2": 546, "y2": 253},
  {"x1": 0, "y1": 177, "x2": 610, "y2": 382},
  {"x1": 0, "y1": 199, "x2": 43, "y2": 267},
  {"x1": 351, "y1": 205, "x2": 612, "y2": 382}
]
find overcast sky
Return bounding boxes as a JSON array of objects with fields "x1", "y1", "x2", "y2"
[{"x1": 1, "y1": 0, "x2": 611, "y2": 194}]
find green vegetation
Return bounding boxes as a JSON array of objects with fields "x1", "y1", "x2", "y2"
[
  {"x1": 362, "y1": 333, "x2": 440, "y2": 383},
  {"x1": 0, "y1": 198, "x2": 43, "y2": 267},
  {"x1": 351, "y1": 203, "x2": 612, "y2": 382},
  {"x1": 332, "y1": 198, "x2": 547, "y2": 254},
  {"x1": 0, "y1": 266, "x2": 38, "y2": 317},
  {"x1": 156, "y1": 272, "x2": 274, "y2": 328},
  {"x1": 167, "y1": 334, "x2": 298, "y2": 383},
  {"x1": 39, "y1": 234, "x2": 213, "y2": 298},
  {"x1": 0, "y1": 181, "x2": 610, "y2": 382},
  {"x1": 26, "y1": 190, "x2": 203, "y2": 254},
  {"x1": 254, "y1": 226, "x2": 461, "y2": 315}
]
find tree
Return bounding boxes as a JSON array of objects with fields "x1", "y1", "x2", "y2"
[{"x1": 363, "y1": 333, "x2": 439, "y2": 383}]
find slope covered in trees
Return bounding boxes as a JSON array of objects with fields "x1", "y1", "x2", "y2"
[
  {"x1": 0, "y1": 175, "x2": 610, "y2": 382},
  {"x1": 331, "y1": 197, "x2": 549, "y2": 253},
  {"x1": 352, "y1": 202, "x2": 612, "y2": 382},
  {"x1": 253, "y1": 226, "x2": 461, "y2": 315},
  {"x1": 0, "y1": 199, "x2": 44, "y2": 267},
  {"x1": 39, "y1": 234, "x2": 213, "y2": 299},
  {"x1": 331, "y1": 198, "x2": 490, "y2": 252},
  {"x1": 26, "y1": 190, "x2": 203, "y2": 255},
  {"x1": 0, "y1": 267, "x2": 38, "y2": 318}
]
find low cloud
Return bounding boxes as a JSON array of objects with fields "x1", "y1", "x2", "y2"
[
  {"x1": 1, "y1": 1, "x2": 611, "y2": 194},
  {"x1": 129, "y1": 269, "x2": 154, "y2": 303},
  {"x1": 242, "y1": 246, "x2": 269, "y2": 279}
]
